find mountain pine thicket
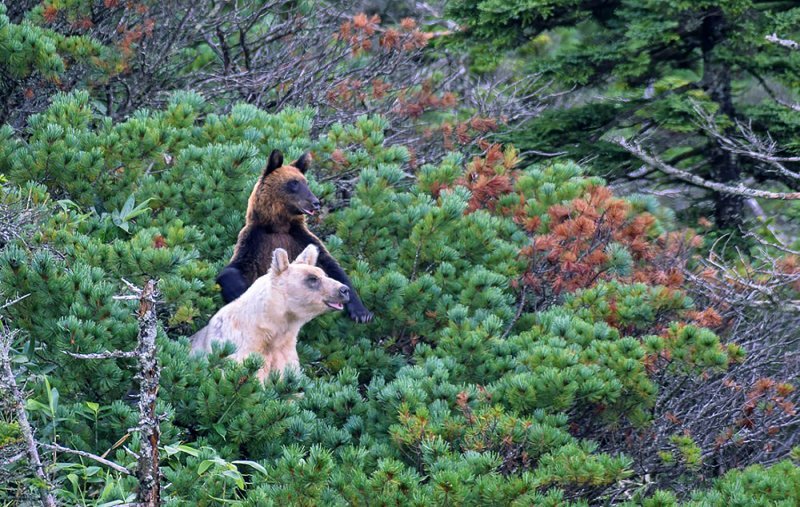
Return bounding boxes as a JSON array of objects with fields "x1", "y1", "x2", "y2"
[{"x1": 1, "y1": 1, "x2": 799, "y2": 505}]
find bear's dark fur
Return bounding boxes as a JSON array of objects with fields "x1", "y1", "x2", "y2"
[{"x1": 216, "y1": 149, "x2": 373, "y2": 322}]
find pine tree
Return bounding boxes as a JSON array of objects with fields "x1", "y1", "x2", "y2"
[{"x1": 0, "y1": 4, "x2": 102, "y2": 127}]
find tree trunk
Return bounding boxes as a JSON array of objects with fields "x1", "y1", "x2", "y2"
[
  {"x1": 701, "y1": 8, "x2": 743, "y2": 229},
  {"x1": 135, "y1": 280, "x2": 161, "y2": 507}
]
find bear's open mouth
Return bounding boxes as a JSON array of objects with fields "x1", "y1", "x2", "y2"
[
  {"x1": 325, "y1": 301, "x2": 344, "y2": 311},
  {"x1": 301, "y1": 208, "x2": 316, "y2": 216}
]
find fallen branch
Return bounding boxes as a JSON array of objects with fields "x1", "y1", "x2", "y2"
[{"x1": 615, "y1": 138, "x2": 800, "y2": 200}]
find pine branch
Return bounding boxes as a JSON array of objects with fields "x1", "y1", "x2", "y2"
[
  {"x1": 615, "y1": 138, "x2": 800, "y2": 200},
  {"x1": 0, "y1": 329, "x2": 56, "y2": 507}
]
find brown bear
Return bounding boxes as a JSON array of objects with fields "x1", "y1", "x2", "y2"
[
  {"x1": 192, "y1": 245, "x2": 349, "y2": 379},
  {"x1": 216, "y1": 149, "x2": 373, "y2": 323}
]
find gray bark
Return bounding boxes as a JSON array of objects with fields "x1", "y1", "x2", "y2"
[
  {"x1": 133, "y1": 280, "x2": 161, "y2": 507},
  {"x1": 0, "y1": 331, "x2": 57, "y2": 507}
]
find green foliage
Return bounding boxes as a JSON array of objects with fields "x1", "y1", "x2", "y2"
[
  {"x1": 0, "y1": 9, "x2": 61, "y2": 79},
  {"x1": 629, "y1": 460, "x2": 800, "y2": 506},
  {"x1": 1, "y1": 92, "x2": 796, "y2": 504},
  {"x1": 0, "y1": 420, "x2": 21, "y2": 447}
]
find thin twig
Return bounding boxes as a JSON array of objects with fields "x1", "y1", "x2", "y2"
[
  {"x1": 0, "y1": 294, "x2": 30, "y2": 311},
  {"x1": 0, "y1": 450, "x2": 26, "y2": 467},
  {"x1": 500, "y1": 285, "x2": 528, "y2": 340}
]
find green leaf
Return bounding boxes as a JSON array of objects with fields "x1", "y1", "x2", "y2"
[
  {"x1": 231, "y1": 460, "x2": 267, "y2": 475},
  {"x1": 67, "y1": 473, "x2": 79, "y2": 493},
  {"x1": 197, "y1": 460, "x2": 215, "y2": 475},
  {"x1": 25, "y1": 399, "x2": 49, "y2": 412},
  {"x1": 221, "y1": 469, "x2": 245, "y2": 489},
  {"x1": 121, "y1": 194, "x2": 135, "y2": 216},
  {"x1": 212, "y1": 422, "x2": 227, "y2": 439}
]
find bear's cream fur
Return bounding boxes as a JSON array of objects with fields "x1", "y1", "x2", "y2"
[{"x1": 191, "y1": 245, "x2": 348, "y2": 380}]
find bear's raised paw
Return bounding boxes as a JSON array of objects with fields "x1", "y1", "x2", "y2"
[{"x1": 348, "y1": 303, "x2": 374, "y2": 323}]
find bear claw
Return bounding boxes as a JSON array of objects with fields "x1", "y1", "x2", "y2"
[{"x1": 348, "y1": 305, "x2": 374, "y2": 323}]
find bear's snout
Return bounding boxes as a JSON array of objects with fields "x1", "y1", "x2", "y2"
[{"x1": 323, "y1": 283, "x2": 349, "y2": 311}]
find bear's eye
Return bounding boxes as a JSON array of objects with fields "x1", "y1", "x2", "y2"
[
  {"x1": 305, "y1": 275, "x2": 320, "y2": 288},
  {"x1": 286, "y1": 180, "x2": 300, "y2": 193}
]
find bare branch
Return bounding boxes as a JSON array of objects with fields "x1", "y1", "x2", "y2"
[
  {"x1": 65, "y1": 350, "x2": 137, "y2": 360},
  {"x1": 500, "y1": 285, "x2": 527, "y2": 340},
  {"x1": 766, "y1": 33, "x2": 800, "y2": 51},
  {"x1": 691, "y1": 103, "x2": 800, "y2": 181},
  {"x1": 0, "y1": 293, "x2": 30, "y2": 311},
  {"x1": 615, "y1": 137, "x2": 800, "y2": 200},
  {"x1": 0, "y1": 451, "x2": 26, "y2": 467},
  {"x1": 41, "y1": 443, "x2": 132, "y2": 476},
  {"x1": 0, "y1": 330, "x2": 56, "y2": 507},
  {"x1": 775, "y1": 97, "x2": 800, "y2": 112},
  {"x1": 744, "y1": 198, "x2": 790, "y2": 245}
]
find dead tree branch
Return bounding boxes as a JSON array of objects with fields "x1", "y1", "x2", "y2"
[
  {"x1": 41, "y1": 443, "x2": 132, "y2": 476},
  {"x1": 132, "y1": 279, "x2": 161, "y2": 507},
  {"x1": 691, "y1": 103, "x2": 800, "y2": 182},
  {"x1": 615, "y1": 137, "x2": 800, "y2": 200},
  {"x1": 0, "y1": 329, "x2": 56, "y2": 507},
  {"x1": 65, "y1": 350, "x2": 137, "y2": 360},
  {"x1": 766, "y1": 33, "x2": 800, "y2": 51}
]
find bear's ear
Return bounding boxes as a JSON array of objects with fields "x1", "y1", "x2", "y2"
[
  {"x1": 271, "y1": 248, "x2": 290, "y2": 275},
  {"x1": 291, "y1": 152, "x2": 312, "y2": 174},
  {"x1": 263, "y1": 149, "x2": 284, "y2": 177},
  {"x1": 293, "y1": 244, "x2": 319, "y2": 266}
]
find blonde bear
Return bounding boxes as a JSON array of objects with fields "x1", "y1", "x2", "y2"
[{"x1": 191, "y1": 245, "x2": 349, "y2": 379}]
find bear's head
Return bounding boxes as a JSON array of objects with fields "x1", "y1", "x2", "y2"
[
  {"x1": 246, "y1": 149, "x2": 319, "y2": 224},
  {"x1": 269, "y1": 245, "x2": 350, "y2": 321}
]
